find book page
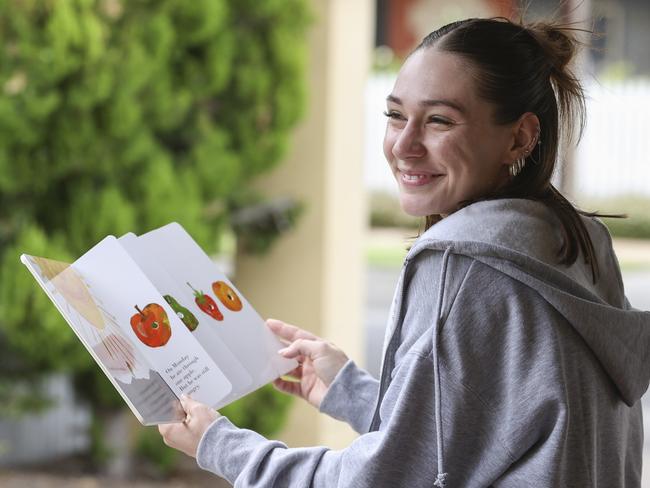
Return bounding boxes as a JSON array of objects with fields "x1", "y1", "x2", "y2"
[
  {"x1": 136, "y1": 223, "x2": 297, "y2": 408},
  {"x1": 118, "y1": 233, "x2": 254, "y2": 406},
  {"x1": 71, "y1": 236, "x2": 233, "y2": 408},
  {"x1": 21, "y1": 254, "x2": 184, "y2": 425}
]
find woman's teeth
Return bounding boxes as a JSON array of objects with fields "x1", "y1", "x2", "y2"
[{"x1": 404, "y1": 174, "x2": 427, "y2": 181}]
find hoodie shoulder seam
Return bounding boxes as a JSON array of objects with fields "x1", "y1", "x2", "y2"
[{"x1": 440, "y1": 255, "x2": 476, "y2": 326}]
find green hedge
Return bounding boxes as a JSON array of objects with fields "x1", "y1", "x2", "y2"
[
  {"x1": 0, "y1": 0, "x2": 310, "y2": 464},
  {"x1": 370, "y1": 191, "x2": 650, "y2": 240},
  {"x1": 581, "y1": 196, "x2": 650, "y2": 239},
  {"x1": 369, "y1": 191, "x2": 420, "y2": 229}
]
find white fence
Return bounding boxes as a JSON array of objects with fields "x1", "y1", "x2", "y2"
[
  {"x1": 575, "y1": 80, "x2": 650, "y2": 198},
  {"x1": 364, "y1": 74, "x2": 398, "y2": 195},
  {"x1": 0, "y1": 375, "x2": 90, "y2": 466},
  {"x1": 365, "y1": 74, "x2": 650, "y2": 199}
]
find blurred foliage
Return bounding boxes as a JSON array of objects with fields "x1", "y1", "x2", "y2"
[
  {"x1": 88, "y1": 413, "x2": 113, "y2": 469},
  {"x1": 0, "y1": 0, "x2": 309, "y2": 461},
  {"x1": 581, "y1": 195, "x2": 650, "y2": 239},
  {"x1": 369, "y1": 190, "x2": 420, "y2": 229},
  {"x1": 135, "y1": 425, "x2": 179, "y2": 477},
  {"x1": 372, "y1": 46, "x2": 401, "y2": 73},
  {"x1": 231, "y1": 197, "x2": 304, "y2": 254},
  {"x1": 371, "y1": 190, "x2": 650, "y2": 241},
  {"x1": 220, "y1": 383, "x2": 293, "y2": 436},
  {"x1": 0, "y1": 376, "x2": 54, "y2": 418},
  {"x1": 598, "y1": 61, "x2": 650, "y2": 82}
]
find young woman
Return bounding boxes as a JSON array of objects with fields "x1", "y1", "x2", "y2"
[{"x1": 160, "y1": 17, "x2": 650, "y2": 487}]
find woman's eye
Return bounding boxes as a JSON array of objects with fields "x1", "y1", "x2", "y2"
[
  {"x1": 382, "y1": 111, "x2": 452, "y2": 126},
  {"x1": 383, "y1": 110, "x2": 404, "y2": 120},
  {"x1": 428, "y1": 116, "x2": 452, "y2": 125}
]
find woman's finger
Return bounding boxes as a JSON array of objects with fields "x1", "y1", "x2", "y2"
[
  {"x1": 272, "y1": 377, "x2": 303, "y2": 397},
  {"x1": 267, "y1": 319, "x2": 318, "y2": 342},
  {"x1": 278, "y1": 338, "x2": 324, "y2": 360},
  {"x1": 289, "y1": 364, "x2": 303, "y2": 376},
  {"x1": 281, "y1": 365, "x2": 303, "y2": 379}
]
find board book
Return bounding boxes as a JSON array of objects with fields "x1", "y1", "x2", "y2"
[{"x1": 21, "y1": 222, "x2": 297, "y2": 425}]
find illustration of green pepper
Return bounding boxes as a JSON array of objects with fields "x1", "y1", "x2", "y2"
[{"x1": 164, "y1": 294, "x2": 199, "y2": 331}]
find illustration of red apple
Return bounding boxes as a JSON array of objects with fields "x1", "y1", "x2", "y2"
[{"x1": 130, "y1": 303, "x2": 172, "y2": 348}]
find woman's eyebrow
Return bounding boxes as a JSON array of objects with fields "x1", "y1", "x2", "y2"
[{"x1": 386, "y1": 94, "x2": 466, "y2": 114}]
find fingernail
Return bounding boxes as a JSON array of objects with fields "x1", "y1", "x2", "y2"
[{"x1": 278, "y1": 347, "x2": 289, "y2": 355}]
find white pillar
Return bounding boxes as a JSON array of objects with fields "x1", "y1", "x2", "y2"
[
  {"x1": 234, "y1": 0, "x2": 373, "y2": 448},
  {"x1": 559, "y1": 0, "x2": 592, "y2": 198}
]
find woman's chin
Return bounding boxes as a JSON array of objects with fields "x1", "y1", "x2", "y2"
[{"x1": 398, "y1": 195, "x2": 438, "y2": 218}]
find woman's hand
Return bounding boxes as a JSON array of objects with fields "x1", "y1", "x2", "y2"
[
  {"x1": 267, "y1": 318, "x2": 349, "y2": 409},
  {"x1": 158, "y1": 395, "x2": 221, "y2": 458}
]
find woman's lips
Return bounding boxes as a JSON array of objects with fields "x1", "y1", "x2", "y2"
[{"x1": 399, "y1": 170, "x2": 443, "y2": 187}]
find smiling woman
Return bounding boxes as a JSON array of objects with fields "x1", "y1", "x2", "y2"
[
  {"x1": 382, "y1": 47, "x2": 536, "y2": 218},
  {"x1": 159, "y1": 17, "x2": 650, "y2": 488}
]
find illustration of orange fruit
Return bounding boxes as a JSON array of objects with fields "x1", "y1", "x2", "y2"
[{"x1": 212, "y1": 281, "x2": 243, "y2": 312}]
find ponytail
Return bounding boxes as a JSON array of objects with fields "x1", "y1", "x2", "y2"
[{"x1": 525, "y1": 21, "x2": 587, "y2": 148}]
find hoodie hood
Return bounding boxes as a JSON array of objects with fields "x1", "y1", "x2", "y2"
[{"x1": 407, "y1": 198, "x2": 650, "y2": 407}]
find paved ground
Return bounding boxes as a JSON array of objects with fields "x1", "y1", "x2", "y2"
[
  {"x1": 363, "y1": 229, "x2": 650, "y2": 485},
  {"x1": 0, "y1": 454, "x2": 230, "y2": 487},
  {"x1": 0, "y1": 473, "x2": 227, "y2": 488}
]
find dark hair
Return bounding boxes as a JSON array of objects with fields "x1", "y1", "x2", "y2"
[{"x1": 414, "y1": 17, "x2": 619, "y2": 283}]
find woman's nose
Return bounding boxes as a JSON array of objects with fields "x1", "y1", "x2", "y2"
[{"x1": 392, "y1": 124, "x2": 426, "y2": 160}]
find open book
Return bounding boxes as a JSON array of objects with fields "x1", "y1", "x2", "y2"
[{"x1": 21, "y1": 222, "x2": 297, "y2": 425}]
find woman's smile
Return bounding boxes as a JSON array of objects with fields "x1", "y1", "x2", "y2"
[{"x1": 399, "y1": 170, "x2": 445, "y2": 187}]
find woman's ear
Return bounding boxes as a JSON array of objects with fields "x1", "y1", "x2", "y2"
[{"x1": 504, "y1": 112, "x2": 540, "y2": 164}]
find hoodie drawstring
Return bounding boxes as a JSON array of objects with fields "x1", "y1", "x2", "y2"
[{"x1": 433, "y1": 247, "x2": 451, "y2": 487}]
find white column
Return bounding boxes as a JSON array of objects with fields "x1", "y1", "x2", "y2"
[{"x1": 234, "y1": 0, "x2": 373, "y2": 448}]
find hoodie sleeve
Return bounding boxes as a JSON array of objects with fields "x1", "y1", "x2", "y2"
[
  {"x1": 196, "y1": 356, "x2": 446, "y2": 488},
  {"x1": 196, "y1": 416, "x2": 379, "y2": 487},
  {"x1": 318, "y1": 359, "x2": 379, "y2": 433}
]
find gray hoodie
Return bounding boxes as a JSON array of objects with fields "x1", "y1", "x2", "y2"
[{"x1": 197, "y1": 199, "x2": 650, "y2": 487}]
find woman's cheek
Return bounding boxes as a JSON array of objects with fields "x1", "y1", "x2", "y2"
[{"x1": 383, "y1": 130, "x2": 399, "y2": 166}]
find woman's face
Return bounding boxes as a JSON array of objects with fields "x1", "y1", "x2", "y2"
[{"x1": 383, "y1": 48, "x2": 515, "y2": 217}]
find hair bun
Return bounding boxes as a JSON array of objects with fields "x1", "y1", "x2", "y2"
[{"x1": 525, "y1": 22, "x2": 582, "y2": 74}]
